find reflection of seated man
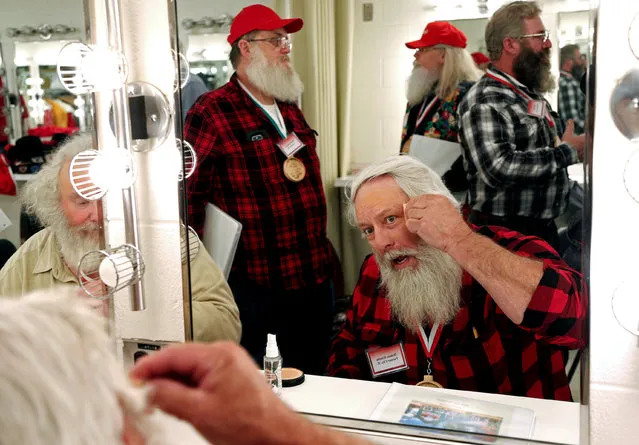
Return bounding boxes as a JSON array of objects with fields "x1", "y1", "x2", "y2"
[
  {"x1": 0, "y1": 289, "x2": 209, "y2": 445},
  {"x1": 0, "y1": 134, "x2": 241, "y2": 342},
  {"x1": 327, "y1": 156, "x2": 586, "y2": 401}
]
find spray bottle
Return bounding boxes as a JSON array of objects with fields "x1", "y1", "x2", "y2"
[{"x1": 264, "y1": 333, "x2": 282, "y2": 395}]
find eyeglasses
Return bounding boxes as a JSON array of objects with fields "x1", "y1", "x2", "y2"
[
  {"x1": 246, "y1": 35, "x2": 291, "y2": 49},
  {"x1": 516, "y1": 29, "x2": 551, "y2": 43}
]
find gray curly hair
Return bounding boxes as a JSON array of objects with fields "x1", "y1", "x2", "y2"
[
  {"x1": 345, "y1": 155, "x2": 459, "y2": 226},
  {"x1": 20, "y1": 134, "x2": 95, "y2": 227}
]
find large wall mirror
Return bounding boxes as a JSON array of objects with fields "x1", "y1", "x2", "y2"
[
  {"x1": 0, "y1": 0, "x2": 199, "y2": 348},
  {"x1": 0, "y1": 1, "x2": 88, "y2": 251},
  {"x1": 0, "y1": 0, "x2": 600, "y2": 442},
  {"x1": 172, "y1": 0, "x2": 594, "y2": 443}
]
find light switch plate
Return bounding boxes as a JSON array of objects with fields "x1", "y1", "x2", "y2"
[{"x1": 363, "y1": 3, "x2": 373, "y2": 22}]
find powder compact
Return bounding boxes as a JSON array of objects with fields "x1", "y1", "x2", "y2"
[{"x1": 281, "y1": 367, "x2": 305, "y2": 387}]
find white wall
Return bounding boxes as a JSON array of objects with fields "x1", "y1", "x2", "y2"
[
  {"x1": 589, "y1": 1, "x2": 639, "y2": 443},
  {"x1": 347, "y1": 0, "x2": 590, "y2": 170}
]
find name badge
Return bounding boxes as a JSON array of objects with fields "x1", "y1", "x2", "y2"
[
  {"x1": 366, "y1": 343, "x2": 409, "y2": 378},
  {"x1": 527, "y1": 100, "x2": 546, "y2": 118},
  {"x1": 277, "y1": 132, "x2": 305, "y2": 157}
]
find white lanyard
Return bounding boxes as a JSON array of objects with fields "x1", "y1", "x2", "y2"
[
  {"x1": 415, "y1": 95, "x2": 440, "y2": 129},
  {"x1": 238, "y1": 80, "x2": 287, "y2": 138}
]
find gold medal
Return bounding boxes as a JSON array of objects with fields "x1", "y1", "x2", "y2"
[
  {"x1": 416, "y1": 374, "x2": 443, "y2": 388},
  {"x1": 283, "y1": 157, "x2": 306, "y2": 182}
]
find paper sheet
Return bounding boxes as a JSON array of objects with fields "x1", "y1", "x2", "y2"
[
  {"x1": 370, "y1": 383, "x2": 535, "y2": 442},
  {"x1": 409, "y1": 135, "x2": 462, "y2": 176},
  {"x1": 202, "y1": 204, "x2": 242, "y2": 279}
]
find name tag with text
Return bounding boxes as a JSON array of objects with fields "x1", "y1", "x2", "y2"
[
  {"x1": 527, "y1": 100, "x2": 546, "y2": 118},
  {"x1": 277, "y1": 132, "x2": 305, "y2": 157},
  {"x1": 366, "y1": 343, "x2": 409, "y2": 378}
]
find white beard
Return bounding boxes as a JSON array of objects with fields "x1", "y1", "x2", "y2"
[
  {"x1": 50, "y1": 214, "x2": 100, "y2": 270},
  {"x1": 376, "y1": 242, "x2": 463, "y2": 330},
  {"x1": 406, "y1": 64, "x2": 439, "y2": 106},
  {"x1": 246, "y1": 46, "x2": 304, "y2": 103}
]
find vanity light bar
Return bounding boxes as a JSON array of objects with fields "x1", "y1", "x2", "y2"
[
  {"x1": 181, "y1": 14, "x2": 234, "y2": 31},
  {"x1": 6, "y1": 24, "x2": 78, "y2": 39}
]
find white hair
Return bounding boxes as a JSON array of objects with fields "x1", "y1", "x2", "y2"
[
  {"x1": 346, "y1": 155, "x2": 459, "y2": 226},
  {"x1": 406, "y1": 45, "x2": 481, "y2": 105},
  {"x1": 20, "y1": 134, "x2": 100, "y2": 267},
  {"x1": 0, "y1": 289, "x2": 190, "y2": 445},
  {"x1": 436, "y1": 46, "x2": 482, "y2": 99},
  {"x1": 20, "y1": 133, "x2": 95, "y2": 227},
  {"x1": 0, "y1": 289, "x2": 131, "y2": 444}
]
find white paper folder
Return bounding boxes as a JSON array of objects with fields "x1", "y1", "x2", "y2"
[
  {"x1": 409, "y1": 135, "x2": 462, "y2": 176},
  {"x1": 202, "y1": 203, "x2": 242, "y2": 279}
]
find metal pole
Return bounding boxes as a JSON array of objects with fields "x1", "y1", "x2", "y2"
[{"x1": 104, "y1": 0, "x2": 145, "y2": 311}]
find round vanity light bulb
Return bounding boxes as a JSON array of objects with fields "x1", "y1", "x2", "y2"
[{"x1": 99, "y1": 257, "x2": 120, "y2": 288}]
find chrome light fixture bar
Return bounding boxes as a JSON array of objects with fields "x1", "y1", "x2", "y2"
[
  {"x1": 104, "y1": 0, "x2": 146, "y2": 311},
  {"x1": 6, "y1": 24, "x2": 78, "y2": 40}
]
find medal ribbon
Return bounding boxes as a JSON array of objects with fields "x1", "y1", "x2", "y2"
[
  {"x1": 486, "y1": 69, "x2": 556, "y2": 128},
  {"x1": 415, "y1": 95, "x2": 440, "y2": 129},
  {"x1": 416, "y1": 322, "x2": 443, "y2": 360}
]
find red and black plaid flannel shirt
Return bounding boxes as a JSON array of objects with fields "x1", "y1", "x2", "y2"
[
  {"x1": 185, "y1": 74, "x2": 332, "y2": 290},
  {"x1": 327, "y1": 225, "x2": 587, "y2": 401}
]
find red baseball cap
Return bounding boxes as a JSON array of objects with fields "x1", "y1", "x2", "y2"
[
  {"x1": 227, "y1": 4, "x2": 304, "y2": 45},
  {"x1": 471, "y1": 52, "x2": 491, "y2": 65},
  {"x1": 405, "y1": 21, "x2": 467, "y2": 49}
]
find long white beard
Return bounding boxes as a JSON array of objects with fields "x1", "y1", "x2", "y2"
[
  {"x1": 376, "y1": 243, "x2": 463, "y2": 330},
  {"x1": 246, "y1": 46, "x2": 303, "y2": 103},
  {"x1": 406, "y1": 64, "x2": 439, "y2": 106},
  {"x1": 49, "y1": 213, "x2": 100, "y2": 269}
]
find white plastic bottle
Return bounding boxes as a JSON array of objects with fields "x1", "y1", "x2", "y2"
[{"x1": 264, "y1": 333, "x2": 282, "y2": 395}]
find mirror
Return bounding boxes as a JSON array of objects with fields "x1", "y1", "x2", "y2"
[
  {"x1": 0, "y1": 9, "x2": 90, "y2": 254},
  {"x1": 174, "y1": 13, "x2": 233, "y2": 127},
  {"x1": 0, "y1": 0, "x2": 202, "y2": 355},
  {"x1": 173, "y1": 0, "x2": 593, "y2": 443},
  {"x1": 186, "y1": 34, "x2": 233, "y2": 90}
]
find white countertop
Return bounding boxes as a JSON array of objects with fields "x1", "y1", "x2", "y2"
[{"x1": 282, "y1": 375, "x2": 580, "y2": 444}]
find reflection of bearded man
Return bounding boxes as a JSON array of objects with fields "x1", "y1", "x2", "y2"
[
  {"x1": 513, "y1": 43, "x2": 555, "y2": 93},
  {"x1": 21, "y1": 135, "x2": 100, "y2": 270},
  {"x1": 406, "y1": 62, "x2": 440, "y2": 106},
  {"x1": 375, "y1": 241, "x2": 463, "y2": 330},
  {"x1": 48, "y1": 204, "x2": 99, "y2": 270},
  {"x1": 246, "y1": 45, "x2": 304, "y2": 103}
]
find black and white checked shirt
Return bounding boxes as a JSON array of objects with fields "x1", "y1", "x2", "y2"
[
  {"x1": 457, "y1": 67, "x2": 579, "y2": 220},
  {"x1": 558, "y1": 71, "x2": 586, "y2": 135}
]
